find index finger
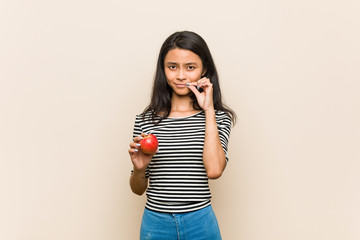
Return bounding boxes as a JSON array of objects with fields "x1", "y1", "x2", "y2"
[{"x1": 133, "y1": 133, "x2": 146, "y2": 143}]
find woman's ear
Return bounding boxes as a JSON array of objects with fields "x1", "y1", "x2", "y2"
[{"x1": 201, "y1": 68, "x2": 207, "y2": 77}]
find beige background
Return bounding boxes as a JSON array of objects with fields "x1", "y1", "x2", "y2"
[{"x1": 1, "y1": 0, "x2": 359, "y2": 239}]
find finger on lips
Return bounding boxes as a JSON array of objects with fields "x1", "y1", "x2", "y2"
[
  {"x1": 185, "y1": 78, "x2": 211, "y2": 90},
  {"x1": 186, "y1": 82, "x2": 204, "y2": 88},
  {"x1": 186, "y1": 82, "x2": 197, "y2": 87}
]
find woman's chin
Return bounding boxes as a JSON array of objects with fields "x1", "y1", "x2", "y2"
[{"x1": 171, "y1": 88, "x2": 190, "y2": 96}]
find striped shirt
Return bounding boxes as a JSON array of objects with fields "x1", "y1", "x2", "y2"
[{"x1": 132, "y1": 110, "x2": 232, "y2": 213}]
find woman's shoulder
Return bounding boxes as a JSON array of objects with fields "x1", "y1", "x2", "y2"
[
  {"x1": 135, "y1": 111, "x2": 163, "y2": 124},
  {"x1": 135, "y1": 111, "x2": 150, "y2": 117},
  {"x1": 135, "y1": 111, "x2": 152, "y2": 120},
  {"x1": 215, "y1": 110, "x2": 232, "y2": 126},
  {"x1": 215, "y1": 110, "x2": 231, "y2": 118}
]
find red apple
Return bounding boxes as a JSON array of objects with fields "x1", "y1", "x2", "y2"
[{"x1": 139, "y1": 134, "x2": 159, "y2": 155}]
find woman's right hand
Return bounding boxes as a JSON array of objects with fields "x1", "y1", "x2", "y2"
[{"x1": 128, "y1": 133, "x2": 153, "y2": 172}]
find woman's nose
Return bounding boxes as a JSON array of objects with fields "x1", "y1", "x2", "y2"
[{"x1": 177, "y1": 69, "x2": 186, "y2": 80}]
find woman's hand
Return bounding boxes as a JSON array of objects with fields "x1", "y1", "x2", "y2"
[
  {"x1": 186, "y1": 77, "x2": 214, "y2": 111},
  {"x1": 128, "y1": 133, "x2": 153, "y2": 172},
  {"x1": 129, "y1": 133, "x2": 152, "y2": 195}
]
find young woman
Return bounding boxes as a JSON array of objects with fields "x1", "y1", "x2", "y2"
[{"x1": 128, "y1": 31, "x2": 236, "y2": 240}]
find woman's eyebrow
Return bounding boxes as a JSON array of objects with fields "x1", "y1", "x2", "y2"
[
  {"x1": 184, "y1": 62, "x2": 198, "y2": 65},
  {"x1": 165, "y1": 62, "x2": 178, "y2": 65},
  {"x1": 165, "y1": 62, "x2": 198, "y2": 65}
]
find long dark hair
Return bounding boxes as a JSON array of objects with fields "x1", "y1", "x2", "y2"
[{"x1": 142, "y1": 31, "x2": 236, "y2": 125}]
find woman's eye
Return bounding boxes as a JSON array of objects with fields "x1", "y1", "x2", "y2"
[
  {"x1": 169, "y1": 66, "x2": 176, "y2": 70},
  {"x1": 188, "y1": 66, "x2": 195, "y2": 70}
]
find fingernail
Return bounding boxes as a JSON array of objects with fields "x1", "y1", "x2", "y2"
[
  {"x1": 134, "y1": 149, "x2": 138, "y2": 152},
  {"x1": 186, "y1": 83, "x2": 190, "y2": 87},
  {"x1": 139, "y1": 137, "x2": 143, "y2": 140},
  {"x1": 136, "y1": 143, "x2": 141, "y2": 146}
]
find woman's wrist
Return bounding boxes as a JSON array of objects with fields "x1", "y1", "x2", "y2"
[
  {"x1": 204, "y1": 107, "x2": 215, "y2": 116},
  {"x1": 132, "y1": 168, "x2": 146, "y2": 177}
]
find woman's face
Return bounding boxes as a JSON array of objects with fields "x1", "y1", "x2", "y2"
[{"x1": 164, "y1": 48, "x2": 205, "y2": 96}]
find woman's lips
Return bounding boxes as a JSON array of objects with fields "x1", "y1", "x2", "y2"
[{"x1": 175, "y1": 84, "x2": 187, "y2": 88}]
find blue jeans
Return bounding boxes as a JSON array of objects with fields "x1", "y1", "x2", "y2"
[{"x1": 140, "y1": 205, "x2": 222, "y2": 240}]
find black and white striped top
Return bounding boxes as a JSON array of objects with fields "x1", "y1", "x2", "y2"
[{"x1": 132, "y1": 110, "x2": 232, "y2": 213}]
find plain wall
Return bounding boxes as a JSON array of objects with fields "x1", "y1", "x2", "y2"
[{"x1": 1, "y1": 0, "x2": 359, "y2": 239}]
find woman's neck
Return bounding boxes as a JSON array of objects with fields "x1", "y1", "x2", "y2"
[
  {"x1": 158, "y1": 94, "x2": 201, "y2": 118},
  {"x1": 167, "y1": 94, "x2": 203, "y2": 118},
  {"x1": 170, "y1": 94, "x2": 194, "y2": 112}
]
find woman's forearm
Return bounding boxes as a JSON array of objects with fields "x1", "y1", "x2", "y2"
[
  {"x1": 203, "y1": 109, "x2": 227, "y2": 179},
  {"x1": 129, "y1": 169, "x2": 148, "y2": 195}
]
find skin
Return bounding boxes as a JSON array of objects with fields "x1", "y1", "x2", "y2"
[{"x1": 129, "y1": 48, "x2": 227, "y2": 195}]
